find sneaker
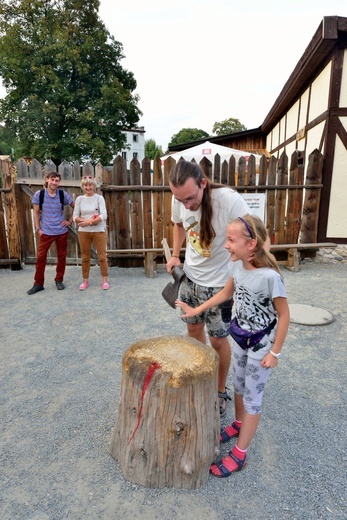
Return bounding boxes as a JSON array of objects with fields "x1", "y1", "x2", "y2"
[
  {"x1": 79, "y1": 281, "x2": 89, "y2": 291},
  {"x1": 102, "y1": 282, "x2": 110, "y2": 290},
  {"x1": 27, "y1": 285, "x2": 44, "y2": 295},
  {"x1": 55, "y1": 281, "x2": 65, "y2": 290}
]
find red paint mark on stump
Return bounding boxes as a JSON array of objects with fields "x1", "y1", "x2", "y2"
[{"x1": 128, "y1": 362, "x2": 161, "y2": 444}]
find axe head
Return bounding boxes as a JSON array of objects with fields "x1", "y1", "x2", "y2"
[{"x1": 162, "y1": 266, "x2": 185, "y2": 308}]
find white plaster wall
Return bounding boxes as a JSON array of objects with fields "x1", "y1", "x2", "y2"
[
  {"x1": 308, "y1": 62, "x2": 331, "y2": 121},
  {"x1": 284, "y1": 141, "x2": 297, "y2": 161},
  {"x1": 298, "y1": 89, "x2": 309, "y2": 130},
  {"x1": 267, "y1": 122, "x2": 280, "y2": 154},
  {"x1": 279, "y1": 116, "x2": 286, "y2": 144},
  {"x1": 266, "y1": 132, "x2": 272, "y2": 152},
  {"x1": 305, "y1": 120, "x2": 325, "y2": 158},
  {"x1": 327, "y1": 131, "x2": 347, "y2": 237},
  {"x1": 303, "y1": 120, "x2": 325, "y2": 180},
  {"x1": 286, "y1": 100, "x2": 300, "y2": 140},
  {"x1": 120, "y1": 130, "x2": 145, "y2": 169},
  {"x1": 339, "y1": 49, "x2": 347, "y2": 107}
]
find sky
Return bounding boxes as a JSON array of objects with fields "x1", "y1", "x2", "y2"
[
  {"x1": 1, "y1": 0, "x2": 347, "y2": 152},
  {"x1": 97, "y1": 0, "x2": 347, "y2": 150}
]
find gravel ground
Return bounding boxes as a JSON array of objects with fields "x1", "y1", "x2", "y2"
[{"x1": 1, "y1": 261, "x2": 346, "y2": 520}]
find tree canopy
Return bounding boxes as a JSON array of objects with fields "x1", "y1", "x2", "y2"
[
  {"x1": 145, "y1": 138, "x2": 163, "y2": 160},
  {"x1": 168, "y1": 128, "x2": 209, "y2": 147},
  {"x1": 212, "y1": 118, "x2": 247, "y2": 136},
  {"x1": 0, "y1": 0, "x2": 141, "y2": 164},
  {"x1": 0, "y1": 125, "x2": 13, "y2": 155}
]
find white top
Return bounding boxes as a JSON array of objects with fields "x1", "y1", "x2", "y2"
[
  {"x1": 228, "y1": 262, "x2": 287, "y2": 359},
  {"x1": 73, "y1": 194, "x2": 107, "y2": 232},
  {"x1": 172, "y1": 187, "x2": 249, "y2": 286}
]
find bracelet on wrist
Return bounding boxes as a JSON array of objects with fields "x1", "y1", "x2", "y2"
[
  {"x1": 172, "y1": 255, "x2": 180, "y2": 258},
  {"x1": 270, "y1": 349, "x2": 282, "y2": 359}
]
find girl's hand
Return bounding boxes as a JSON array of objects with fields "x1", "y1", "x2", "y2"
[
  {"x1": 175, "y1": 299, "x2": 198, "y2": 318},
  {"x1": 261, "y1": 352, "x2": 279, "y2": 369}
]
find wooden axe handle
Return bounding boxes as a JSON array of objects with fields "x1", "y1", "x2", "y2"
[{"x1": 161, "y1": 238, "x2": 172, "y2": 263}]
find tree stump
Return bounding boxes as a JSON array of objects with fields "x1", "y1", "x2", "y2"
[{"x1": 110, "y1": 335, "x2": 220, "y2": 489}]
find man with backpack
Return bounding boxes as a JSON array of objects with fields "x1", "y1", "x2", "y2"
[{"x1": 27, "y1": 171, "x2": 75, "y2": 295}]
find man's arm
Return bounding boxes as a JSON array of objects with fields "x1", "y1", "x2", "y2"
[
  {"x1": 33, "y1": 204, "x2": 42, "y2": 236},
  {"x1": 166, "y1": 222, "x2": 186, "y2": 273}
]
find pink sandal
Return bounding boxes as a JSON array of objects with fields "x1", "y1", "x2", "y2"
[
  {"x1": 79, "y1": 281, "x2": 89, "y2": 291},
  {"x1": 102, "y1": 282, "x2": 110, "y2": 290}
]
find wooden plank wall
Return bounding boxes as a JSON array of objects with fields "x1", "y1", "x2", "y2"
[{"x1": 0, "y1": 149, "x2": 323, "y2": 268}]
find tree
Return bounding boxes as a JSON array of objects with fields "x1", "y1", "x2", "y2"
[
  {"x1": 212, "y1": 118, "x2": 247, "y2": 136},
  {"x1": 0, "y1": 125, "x2": 13, "y2": 155},
  {"x1": 0, "y1": 0, "x2": 141, "y2": 165},
  {"x1": 169, "y1": 128, "x2": 209, "y2": 147},
  {"x1": 145, "y1": 138, "x2": 163, "y2": 160}
]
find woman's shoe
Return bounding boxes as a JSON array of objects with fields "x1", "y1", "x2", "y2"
[
  {"x1": 79, "y1": 281, "x2": 89, "y2": 291},
  {"x1": 102, "y1": 282, "x2": 110, "y2": 290}
]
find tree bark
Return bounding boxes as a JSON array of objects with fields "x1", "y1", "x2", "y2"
[{"x1": 110, "y1": 335, "x2": 220, "y2": 489}]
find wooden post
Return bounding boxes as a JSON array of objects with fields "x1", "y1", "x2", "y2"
[
  {"x1": 1, "y1": 159, "x2": 21, "y2": 268},
  {"x1": 301, "y1": 149, "x2": 323, "y2": 243},
  {"x1": 110, "y1": 336, "x2": 219, "y2": 489}
]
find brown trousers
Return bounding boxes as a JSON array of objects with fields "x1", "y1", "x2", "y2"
[{"x1": 78, "y1": 231, "x2": 108, "y2": 278}]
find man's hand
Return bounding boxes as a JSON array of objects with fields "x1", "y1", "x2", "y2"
[{"x1": 166, "y1": 256, "x2": 181, "y2": 274}]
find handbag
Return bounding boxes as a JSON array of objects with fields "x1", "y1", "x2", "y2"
[{"x1": 228, "y1": 316, "x2": 277, "y2": 351}]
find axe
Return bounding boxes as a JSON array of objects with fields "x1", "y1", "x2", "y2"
[{"x1": 161, "y1": 238, "x2": 185, "y2": 308}]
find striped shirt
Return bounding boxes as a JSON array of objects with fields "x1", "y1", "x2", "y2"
[{"x1": 32, "y1": 189, "x2": 73, "y2": 236}]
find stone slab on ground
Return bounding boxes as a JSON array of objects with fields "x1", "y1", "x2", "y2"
[{"x1": 289, "y1": 303, "x2": 335, "y2": 325}]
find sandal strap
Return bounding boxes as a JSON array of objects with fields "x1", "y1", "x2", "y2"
[
  {"x1": 228, "y1": 450, "x2": 247, "y2": 471},
  {"x1": 220, "y1": 421, "x2": 241, "y2": 443},
  {"x1": 218, "y1": 390, "x2": 232, "y2": 401}
]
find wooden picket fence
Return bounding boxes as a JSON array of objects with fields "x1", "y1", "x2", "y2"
[{"x1": 0, "y1": 149, "x2": 334, "y2": 275}]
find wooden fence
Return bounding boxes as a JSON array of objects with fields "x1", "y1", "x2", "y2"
[{"x1": 0, "y1": 149, "x2": 330, "y2": 275}]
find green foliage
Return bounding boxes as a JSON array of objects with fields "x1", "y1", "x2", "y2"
[
  {"x1": 0, "y1": 0, "x2": 141, "y2": 164},
  {"x1": 0, "y1": 125, "x2": 13, "y2": 155},
  {"x1": 145, "y1": 138, "x2": 163, "y2": 160},
  {"x1": 212, "y1": 118, "x2": 247, "y2": 136},
  {"x1": 169, "y1": 128, "x2": 209, "y2": 147}
]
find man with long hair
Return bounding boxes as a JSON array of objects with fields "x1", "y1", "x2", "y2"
[{"x1": 168, "y1": 160, "x2": 249, "y2": 415}]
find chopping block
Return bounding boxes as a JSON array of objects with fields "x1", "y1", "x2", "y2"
[{"x1": 109, "y1": 335, "x2": 220, "y2": 489}]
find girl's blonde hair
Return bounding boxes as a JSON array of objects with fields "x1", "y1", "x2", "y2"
[
  {"x1": 81, "y1": 176, "x2": 97, "y2": 190},
  {"x1": 233, "y1": 214, "x2": 281, "y2": 275}
]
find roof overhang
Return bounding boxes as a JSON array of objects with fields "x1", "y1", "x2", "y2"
[
  {"x1": 168, "y1": 127, "x2": 263, "y2": 153},
  {"x1": 261, "y1": 16, "x2": 347, "y2": 133}
]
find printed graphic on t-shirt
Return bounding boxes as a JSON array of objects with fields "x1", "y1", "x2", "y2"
[
  {"x1": 184, "y1": 216, "x2": 212, "y2": 258},
  {"x1": 236, "y1": 284, "x2": 272, "y2": 328}
]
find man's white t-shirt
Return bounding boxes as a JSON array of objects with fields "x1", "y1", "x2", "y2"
[{"x1": 171, "y1": 187, "x2": 249, "y2": 286}]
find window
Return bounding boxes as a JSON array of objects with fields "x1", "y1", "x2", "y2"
[
  {"x1": 132, "y1": 134, "x2": 138, "y2": 143},
  {"x1": 133, "y1": 152, "x2": 138, "y2": 159},
  {"x1": 122, "y1": 152, "x2": 127, "y2": 160}
]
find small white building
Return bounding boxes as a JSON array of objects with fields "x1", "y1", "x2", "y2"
[{"x1": 118, "y1": 126, "x2": 145, "y2": 170}]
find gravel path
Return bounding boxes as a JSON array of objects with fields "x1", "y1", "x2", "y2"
[{"x1": 1, "y1": 262, "x2": 346, "y2": 520}]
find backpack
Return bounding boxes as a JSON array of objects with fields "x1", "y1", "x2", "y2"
[{"x1": 39, "y1": 189, "x2": 64, "y2": 211}]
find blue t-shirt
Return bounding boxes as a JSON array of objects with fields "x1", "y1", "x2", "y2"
[{"x1": 32, "y1": 189, "x2": 73, "y2": 236}]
